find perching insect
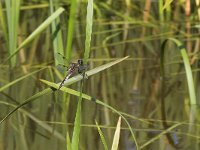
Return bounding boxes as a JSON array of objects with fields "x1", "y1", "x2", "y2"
[{"x1": 58, "y1": 59, "x2": 88, "y2": 90}]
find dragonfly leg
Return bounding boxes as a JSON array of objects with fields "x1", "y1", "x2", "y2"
[
  {"x1": 81, "y1": 72, "x2": 88, "y2": 79},
  {"x1": 85, "y1": 73, "x2": 88, "y2": 79}
]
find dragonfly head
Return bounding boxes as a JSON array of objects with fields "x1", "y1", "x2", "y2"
[{"x1": 78, "y1": 59, "x2": 84, "y2": 65}]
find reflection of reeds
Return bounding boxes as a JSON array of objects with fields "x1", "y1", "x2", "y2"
[
  {"x1": 0, "y1": 0, "x2": 199, "y2": 149},
  {"x1": 160, "y1": 38, "x2": 196, "y2": 148}
]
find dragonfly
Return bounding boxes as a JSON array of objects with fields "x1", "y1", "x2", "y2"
[{"x1": 56, "y1": 53, "x2": 88, "y2": 90}]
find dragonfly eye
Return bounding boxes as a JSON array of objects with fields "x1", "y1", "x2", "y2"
[{"x1": 78, "y1": 59, "x2": 83, "y2": 65}]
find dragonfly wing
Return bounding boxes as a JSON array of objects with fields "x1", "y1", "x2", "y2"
[
  {"x1": 56, "y1": 64, "x2": 68, "y2": 74},
  {"x1": 55, "y1": 53, "x2": 73, "y2": 73},
  {"x1": 55, "y1": 53, "x2": 71, "y2": 65}
]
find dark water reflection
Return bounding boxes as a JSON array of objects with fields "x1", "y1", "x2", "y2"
[{"x1": 123, "y1": 103, "x2": 200, "y2": 150}]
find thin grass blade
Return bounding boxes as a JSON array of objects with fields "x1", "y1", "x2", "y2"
[
  {"x1": 4, "y1": 7, "x2": 65, "y2": 63},
  {"x1": 0, "y1": 1, "x2": 8, "y2": 46},
  {"x1": 161, "y1": 38, "x2": 196, "y2": 105},
  {"x1": 111, "y1": 117, "x2": 121, "y2": 150},
  {"x1": 140, "y1": 122, "x2": 183, "y2": 149},
  {"x1": 95, "y1": 121, "x2": 108, "y2": 150},
  {"x1": 49, "y1": 0, "x2": 64, "y2": 66},
  {"x1": 5, "y1": 0, "x2": 20, "y2": 67},
  {"x1": 66, "y1": 132, "x2": 72, "y2": 150},
  {"x1": 0, "y1": 88, "x2": 53, "y2": 124},
  {"x1": 83, "y1": 0, "x2": 93, "y2": 63},
  {"x1": 71, "y1": 92, "x2": 82, "y2": 150},
  {"x1": 0, "y1": 67, "x2": 47, "y2": 92},
  {"x1": 0, "y1": 101, "x2": 65, "y2": 141},
  {"x1": 71, "y1": 1, "x2": 93, "y2": 148},
  {"x1": 65, "y1": 0, "x2": 78, "y2": 60}
]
